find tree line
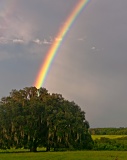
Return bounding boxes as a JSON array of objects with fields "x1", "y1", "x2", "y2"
[
  {"x1": 89, "y1": 128, "x2": 127, "y2": 135},
  {"x1": 0, "y1": 87, "x2": 93, "y2": 152}
]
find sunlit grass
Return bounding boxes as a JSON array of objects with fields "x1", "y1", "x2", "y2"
[
  {"x1": 0, "y1": 151, "x2": 127, "y2": 160},
  {"x1": 92, "y1": 135, "x2": 127, "y2": 140}
]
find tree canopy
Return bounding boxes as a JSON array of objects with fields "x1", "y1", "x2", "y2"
[{"x1": 0, "y1": 87, "x2": 93, "y2": 151}]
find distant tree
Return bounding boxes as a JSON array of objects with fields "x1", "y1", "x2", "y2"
[{"x1": 89, "y1": 128, "x2": 127, "y2": 135}]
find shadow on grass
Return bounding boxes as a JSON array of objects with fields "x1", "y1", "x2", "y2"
[{"x1": 0, "y1": 149, "x2": 48, "y2": 154}]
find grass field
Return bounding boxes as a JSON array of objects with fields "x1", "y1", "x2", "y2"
[
  {"x1": 92, "y1": 135, "x2": 127, "y2": 140},
  {"x1": 1, "y1": 135, "x2": 127, "y2": 160},
  {"x1": 0, "y1": 151, "x2": 127, "y2": 160}
]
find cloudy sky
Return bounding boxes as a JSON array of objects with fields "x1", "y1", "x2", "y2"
[{"x1": 0, "y1": 0, "x2": 127, "y2": 128}]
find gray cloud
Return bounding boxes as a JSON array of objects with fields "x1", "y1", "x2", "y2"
[{"x1": 1, "y1": 0, "x2": 127, "y2": 127}]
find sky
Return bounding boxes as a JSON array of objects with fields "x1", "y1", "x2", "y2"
[{"x1": 0, "y1": 0, "x2": 127, "y2": 128}]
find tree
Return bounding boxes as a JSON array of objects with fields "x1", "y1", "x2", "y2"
[{"x1": 0, "y1": 87, "x2": 93, "y2": 151}]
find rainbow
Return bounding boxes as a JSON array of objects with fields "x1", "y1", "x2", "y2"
[{"x1": 34, "y1": 0, "x2": 90, "y2": 89}]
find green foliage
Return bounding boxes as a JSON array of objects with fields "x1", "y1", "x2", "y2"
[
  {"x1": 0, "y1": 87, "x2": 93, "y2": 151},
  {"x1": 90, "y1": 128, "x2": 127, "y2": 150},
  {"x1": 89, "y1": 128, "x2": 127, "y2": 135},
  {"x1": 93, "y1": 137, "x2": 127, "y2": 151}
]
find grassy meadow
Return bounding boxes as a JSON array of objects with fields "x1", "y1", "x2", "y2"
[
  {"x1": 1, "y1": 135, "x2": 127, "y2": 159},
  {"x1": 92, "y1": 135, "x2": 127, "y2": 140},
  {"x1": 1, "y1": 151, "x2": 127, "y2": 160}
]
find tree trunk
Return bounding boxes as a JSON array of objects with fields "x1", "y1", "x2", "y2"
[
  {"x1": 30, "y1": 147, "x2": 37, "y2": 152},
  {"x1": 46, "y1": 146, "x2": 50, "y2": 152}
]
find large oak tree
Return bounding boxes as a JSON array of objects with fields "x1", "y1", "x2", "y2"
[{"x1": 0, "y1": 87, "x2": 93, "y2": 151}]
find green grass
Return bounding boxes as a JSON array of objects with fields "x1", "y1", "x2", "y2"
[
  {"x1": 0, "y1": 151, "x2": 127, "y2": 160},
  {"x1": 1, "y1": 135, "x2": 127, "y2": 160},
  {"x1": 92, "y1": 135, "x2": 127, "y2": 140}
]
